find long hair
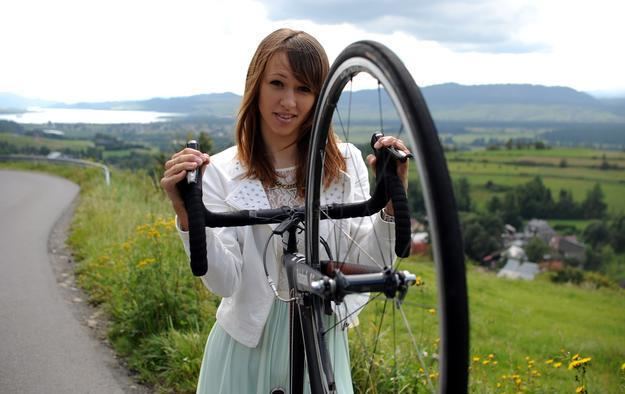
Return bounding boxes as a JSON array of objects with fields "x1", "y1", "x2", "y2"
[{"x1": 235, "y1": 28, "x2": 346, "y2": 194}]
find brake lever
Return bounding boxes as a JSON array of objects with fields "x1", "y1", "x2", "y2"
[
  {"x1": 371, "y1": 132, "x2": 413, "y2": 162},
  {"x1": 186, "y1": 140, "x2": 201, "y2": 183}
]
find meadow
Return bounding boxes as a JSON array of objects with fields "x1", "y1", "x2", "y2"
[
  {"x1": 445, "y1": 147, "x2": 625, "y2": 214},
  {"x1": 2, "y1": 161, "x2": 623, "y2": 393},
  {"x1": 0, "y1": 132, "x2": 94, "y2": 151}
]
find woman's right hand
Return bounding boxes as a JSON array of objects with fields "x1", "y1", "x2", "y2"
[{"x1": 160, "y1": 148, "x2": 210, "y2": 230}]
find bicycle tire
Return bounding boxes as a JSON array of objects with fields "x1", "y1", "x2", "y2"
[{"x1": 303, "y1": 41, "x2": 469, "y2": 393}]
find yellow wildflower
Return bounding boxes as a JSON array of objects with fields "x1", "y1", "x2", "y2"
[
  {"x1": 576, "y1": 386, "x2": 586, "y2": 394},
  {"x1": 553, "y1": 362, "x2": 562, "y2": 368},
  {"x1": 473, "y1": 356, "x2": 480, "y2": 362},
  {"x1": 572, "y1": 353, "x2": 580, "y2": 361},
  {"x1": 545, "y1": 359, "x2": 554, "y2": 364},
  {"x1": 429, "y1": 372, "x2": 439, "y2": 380},
  {"x1": 482, "y1": 360, "x2": 490, "y2": 365},
  {"x1": 568, "y1": 357, "x2": 592, "y2": 370},
  {"x1": 492, "y1": 361, "x2": 498, "y2": 366},
  {"x1": 137, "y1": 257, "x2": 156, "y2": 268},
  {"x1": 135, "y1": 223, "x2": 150, "y2": 233},
  {"x1": 415, "y1": 276, "x2": 423, "y2": 286},
  {"x1": 147, "y1": 228, "x2": 161, "y2": 239},
  {"x1": 621, "y1": 362, "x2": 625, "y2": 372},
  {"x1": 428, "y1": 308, "x2": 436, "y2": 315}
]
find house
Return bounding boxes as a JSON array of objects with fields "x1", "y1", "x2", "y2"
[
  {"x1": 502, "y1": 245, "x2": 527, "y2": 262},
  {"x1": 411, "y1": 232, "x2": 429, "y2": 255},
  {"x1": 550, "y1": 235, "x2": 586, "y2": 263},
  {"x1": 525, "y1": 219, "x2": 556, "y2": 244},
  {"x1": 497, "y1": 258, "x2": 540, "y2": 280}
]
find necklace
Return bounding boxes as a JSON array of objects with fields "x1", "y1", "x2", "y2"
[{"x1": 270, "y1": 180, "x2": 297, "y2": 189}]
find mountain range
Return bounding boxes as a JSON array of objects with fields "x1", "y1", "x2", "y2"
[{"x1": 2, "y1": 83, "x2": 625, "y2": 125}]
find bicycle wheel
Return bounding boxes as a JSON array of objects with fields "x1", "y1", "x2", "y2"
[{"x1": 304, "y1": 41, "x2": 469, "y2": 393}]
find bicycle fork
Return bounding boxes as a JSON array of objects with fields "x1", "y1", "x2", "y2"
[{"x1": 283, "y1": 226, "x2": 336, "y2": 394}]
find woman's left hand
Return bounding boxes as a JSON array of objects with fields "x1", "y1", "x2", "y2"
[{"x1": 366, "y1": 135, "x2": 411, "y2": 217}]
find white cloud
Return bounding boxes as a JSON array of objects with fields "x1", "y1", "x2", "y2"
[{"x1": 1, "y1": 0, "x2": 624, "y2": 102}]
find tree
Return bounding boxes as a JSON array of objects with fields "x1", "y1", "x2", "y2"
[
  {"x1": 516, "y1": 176, "x2": 554, "y2": 219},
  {"x1": 461, "y1": 213, "x2": 503, "y2": 262},
  {"x1": 553, "y1": 189, "x2": 579, "y2": 219},
  {"x1": 486, "y1": 195, "x2": 502, "y2": 214},
  {"x1": 581, "y1": 183, "x2": 607, "y2": 219},
  {"x1": 600, "y1": 154, "x2": 610, "y2": 170},
  {"x1": 583, "y1": 220, "x2": 610, "y2": 249},
  {"x1": 500, "y1": 192, "x2": 523, "y2": 229},
  {"x1": 453, "y1": 177, "x2": 473, "y2": 212},
  {"x1": 197, "y1": 131, "x2": 214, "y2": 154},
  {"x1": 609, "y1": 214, "x2": 625, "y2": 253},
  {"x1": 407, "y1": 181, "x2": 425, "y2": 218},
  {"x1": 525, "y1": 237, "x2": 550, "y2": 262}
]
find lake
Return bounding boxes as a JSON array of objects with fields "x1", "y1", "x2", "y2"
[{"x1": 0, "y1": 107, "x2": 182, "y2": 124}]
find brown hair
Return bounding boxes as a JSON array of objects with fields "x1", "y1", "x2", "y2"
[{"x1": 235, "y1": 28, "x2": 346, "y2": 194}]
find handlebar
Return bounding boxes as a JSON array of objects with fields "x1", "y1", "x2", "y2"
[{"x1": 179, "y1": 133, "x2": 412, "y2": 277}]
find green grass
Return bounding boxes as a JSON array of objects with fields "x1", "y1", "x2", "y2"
[
  {"x1": 0, "y1": 132, "x2": 94, "y2": 151},
  {"x1": 353, "y1": 259, "x2": 625, "y2": 393},
  {"x1": 444, "y1": 147, "x2": 625, "y2": 214},
  {"x1": 467, "y1": 266, "x2": 625, "y2": 392}
]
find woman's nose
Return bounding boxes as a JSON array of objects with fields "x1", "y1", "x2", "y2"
[{"x1": 280, "y1": 89, "x2": 296, "y2": 109}]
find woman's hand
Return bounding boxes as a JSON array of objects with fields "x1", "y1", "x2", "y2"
[
  {"x1": 366, "y1": 135, "x2": 410, "y2": 217},
  {"x1": 160, "y1": 148, "x2": 210, "y2": 230}
]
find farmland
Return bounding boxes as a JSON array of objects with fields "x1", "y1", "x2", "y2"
[{"x1": 446, "y1": 147, "x2": 625, "y2": 214}]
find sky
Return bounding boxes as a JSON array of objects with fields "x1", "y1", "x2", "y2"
[{"x1": 1, "y1": 0, "x2": 624, "y2": 103}]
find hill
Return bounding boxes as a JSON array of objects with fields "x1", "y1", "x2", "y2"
[
  {"x1": 3, "y1": 84, "x2": 625, "y2": 125},
  {"x1": 0, "y1": 92, "x2": 56, "y2": 113}
]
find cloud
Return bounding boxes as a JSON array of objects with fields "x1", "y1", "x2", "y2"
[{"x1": 261, "y1": 0, "x2": 543, "y2": 53}]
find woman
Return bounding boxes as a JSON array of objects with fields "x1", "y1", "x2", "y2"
[{"x1": 161, "y1": 28, "x2": 409, "y2": 393}]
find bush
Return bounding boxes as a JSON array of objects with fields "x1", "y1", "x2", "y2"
[
  {"x1": 550, "y1": 267, "x2": 585, "y2": 285},
  {"x1": 582, "y1": 272, "x2": 617, "y2": 290}
]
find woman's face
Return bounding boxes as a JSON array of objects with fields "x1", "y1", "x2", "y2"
[{"x1": 258, "y1": 51, "x2": 316, "y2": 148}]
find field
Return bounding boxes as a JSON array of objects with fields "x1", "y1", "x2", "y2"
[
  {"x1": 445, "y1": 147, "x2": 625, "y2": 214},
  {"x1": 0, "y1": 132, "x2": 94, "y2": 151},
  {"x1": 2, "y1": 161, "x2": 624, "y2": 393}
]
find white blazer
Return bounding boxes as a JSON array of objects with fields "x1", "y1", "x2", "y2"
[{"x1": 177, "y1": 143, "x2": 396, "y2": 347}]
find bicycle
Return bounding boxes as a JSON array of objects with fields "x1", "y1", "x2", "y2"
[{"x1": 180, "y1": 40, "x2": 469, "y2": 394}]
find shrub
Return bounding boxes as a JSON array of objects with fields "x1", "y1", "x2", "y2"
[{"x1": 550, "y1": 267, "x2": 585, "y2": 285}]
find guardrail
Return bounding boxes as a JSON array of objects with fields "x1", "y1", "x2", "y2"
[{"x1": 0, "y1": 154, "x2": 111, "y2": 186}]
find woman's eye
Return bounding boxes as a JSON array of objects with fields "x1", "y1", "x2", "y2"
[
  {"x1": 298, "y1": 86, "x2": 312, "y2": 93},
  {"x1": 270, "y1": 80, "x2": 283, "y2": 87}
]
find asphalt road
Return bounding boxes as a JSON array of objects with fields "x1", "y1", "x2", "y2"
[{"x1": 0, "y1": 170, "x2": 143, "y2": 394}]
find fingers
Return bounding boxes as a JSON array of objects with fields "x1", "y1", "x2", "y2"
[
  {"x1": 161, "y1": 148, "x2": 210, "y2": 200},
  {"x1": 371, "y1": 136, "x2": 410, "y2": 191},
  {"x1": 366, "y1": 154, "x2": 376, "y2": 169},
  {"x1": 165, "y1": 149, "x2": 210, "y2": 171},
  {"x1": 373, "y1": 136, "x2": 411, "y2": 155}
]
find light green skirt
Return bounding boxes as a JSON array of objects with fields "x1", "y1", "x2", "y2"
[{"x1": 197, "y1": 300, "x2": 354, "y2": 394}]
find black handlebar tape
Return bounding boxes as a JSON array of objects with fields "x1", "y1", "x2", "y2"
[
  {"x1": 371, "y1": 132, "x2": 411, "y2": 258},
  {"x1": 180, "y1": 140, "x2": 208, "y2": 276},
  {"x1": 387, "y1": 174, "x2": 411, "y2": 258}
]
